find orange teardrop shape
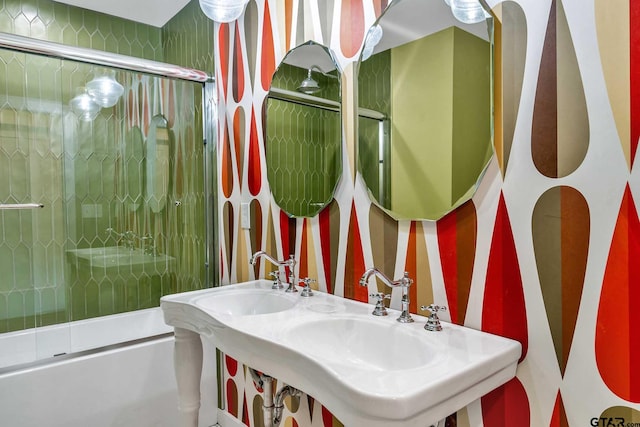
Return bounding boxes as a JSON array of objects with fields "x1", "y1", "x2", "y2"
[{"x1": 596, "y1": 185, "x2": 640, "y2": 402}]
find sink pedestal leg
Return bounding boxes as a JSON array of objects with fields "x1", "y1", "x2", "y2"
[{"x1": 174, "y1": 327, "x2": 203, "y2": 427}]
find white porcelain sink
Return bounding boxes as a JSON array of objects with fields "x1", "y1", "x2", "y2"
[
  {"x1": 161, "y1": 281, "x2": 521, "y2": 427},
  {"x1": 285, "y1": 316, "x2": 439, "y2": 371},
  {"x1": 195, "y1": 288, "x2": 297, "y2": 316}
]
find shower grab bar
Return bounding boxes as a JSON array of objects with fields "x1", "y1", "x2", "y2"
[{"x1": 0, "y1": 203, "x2": 44, "y2": 210}]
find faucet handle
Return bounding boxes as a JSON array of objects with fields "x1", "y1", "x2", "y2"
[
  {"x1": 420, "y1": 304, "x2": 447, "y2": 331},
  {"x1": 268, "y1": 271, "x2": 284, "y2": 290},
  {"x1": 369, "y1": 292, "x2": 390, "y2": 316},
  {"x1": 298, "y1": 277, "x2": 316, "y2": 297}
]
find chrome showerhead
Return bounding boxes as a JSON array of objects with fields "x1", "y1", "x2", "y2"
[{"x1": 297, "y1": 68, "x2": 321, "y2": 94}]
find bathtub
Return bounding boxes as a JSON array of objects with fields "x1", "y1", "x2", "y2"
[{"x1": 0, "y1": 308, "x2": 218, "y2": 427}]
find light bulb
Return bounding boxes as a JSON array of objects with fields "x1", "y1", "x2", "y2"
[
  {"x1": 450, "y1": 0, "x2": 487, "y2": 24},
  {"x1": 199, "y1": 0, "x2": 250, "y2": 23},
  {"x1": 86, "y1": 70, "x2": 124, "y2": 108},
  {"x1": 362, "y1": 25, "x2": 383, "y2": 61},
  {"x1": 70, "y1": 88, "x2": 101, "y2": 121}
]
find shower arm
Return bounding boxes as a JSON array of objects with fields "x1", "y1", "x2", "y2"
[{"x1": 307, "y1": 65, "x2": 339, "y2": 80}]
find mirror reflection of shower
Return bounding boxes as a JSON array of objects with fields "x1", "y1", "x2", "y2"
[
  {"x1": 69, "y1": 69, "x2": 124, "y2": 121},
  {"x1": 297, "y1": 65, "x2": 338, "y2": 95}
]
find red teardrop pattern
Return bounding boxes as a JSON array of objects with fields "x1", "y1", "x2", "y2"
[
  {"x1": 260, "y1": 1, "x2": 276, "y2": 92},
  {"x1": 322, "y1": 406, "x2": 342, "y2": 427},
  {"x1": 299, "y1": 218, "x2": 309, "y2": 281},
  {"x1": 318, "y1": 205, "x2": 335, "y2": 294},
  {"x1": 226, "y1": 355, "x2": 238, "y2": 376},
  {"x1": 344, "y1": 202, "x2": 367, "y2": 302},
  {"x1": 233, "y1": 107, "x2": 244, "y2": 183},
  {"x1": 242, "y1": 392, "x2": 250, "y2": 425},
  {"x1": 232, "y1": 22, "x2": 245, "y2": 103},
  {"x1": 596, "y1": 185, "x2": 640, "y2": 403},
  {"x1": 482, "y1": 193, "x2": 528, "y2": 362},
  {"x1": 218, "y1": 24, "x2": 230, "y2": 101},
  {"x1": 247, "y1": 108, "x2": 262, "y2": 196},
  {"x1": 549, "y1": 392, "x2": 568, "y2": 427},
  {"x1": 340, "y1": 0, "x2": 365, "y2": 58},
  {"x1": 481, "y1": 377, "x2": 530, "y2": 426},
  {"x1": 437, "y1": 201, "x2": 477, "y2": 325},
  {"x1": 632, "y1": 1, "x2": 640, "y2": 167},
  {"x1": 279, "y1": 211, "x2": 297, "y2": 279},
  {"x1": 221, "y1": 119, "x2": 233, "y2": 198}
]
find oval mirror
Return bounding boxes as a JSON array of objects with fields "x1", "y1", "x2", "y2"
[
  {"x1": 357, "y1": 0, "x2": 494, "y2": 221},
  {"x1": 265, "y1": 41, "x2": 342, "y2": 217}
]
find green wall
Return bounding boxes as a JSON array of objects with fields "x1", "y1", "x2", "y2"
[
  {"x1": 162, "y1": 0, "x2": 215, "y2": 72},
  {"x1": 0, "y1": 0, "x2": 163, "y2": 60},
  {"x1": 266, "y1": 63, "x2": 341, "y2": 217},
  {"x1": 0, "y1": 0, "x2": 216, "y2": 332},
  {"x1": 390, "y1": 26, "x2": 491, "y2": 219}
]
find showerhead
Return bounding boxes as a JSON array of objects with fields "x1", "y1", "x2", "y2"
[{"x1": 297, "y1": 69, "x2": 321, "y2": 94}]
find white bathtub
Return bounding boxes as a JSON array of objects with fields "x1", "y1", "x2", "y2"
[{"x1": 0, "y1": 308, "x2": 218, "y2": 427}]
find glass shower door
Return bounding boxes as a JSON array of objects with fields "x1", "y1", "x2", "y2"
[
  {"x1": 0, "y1": 45, "x2": 207, "y2": 368},
  {"x1": 0, "y1": 49, "x2": 71, "y2": 365}
]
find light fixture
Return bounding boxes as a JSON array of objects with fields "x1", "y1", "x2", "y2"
[
  {"x1": 70, "y1": 87, "x2": 101, "y2": 121},
  {"x1": 86, "y1": 70, "x2": 124, "y2": 108},
  {"x1": 449, "y1": 0, "x2": 488, "y2": 24},
  {"x1": 199, "y1": 0, "x2": 250, "y2": 23},
  {"x1": 297, "y1": 68, "x2": 321, "y2": 95},
  {"x1": 361, "y1": 24, "x2": 383, "y2": 61}
]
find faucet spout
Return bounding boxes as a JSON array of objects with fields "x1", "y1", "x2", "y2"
[
  {"x1": 359, "y1": 268, "x2": 414, "y2": 323},
  {"x1": 359, "y1": 268, "x2": 412, "y2": 288},
  {"x1": 250, "y1": 250, "x2": 280, "y2": 266},
  {"x1": 249, "y1": 251, "x2": 298, "y2": 292}
]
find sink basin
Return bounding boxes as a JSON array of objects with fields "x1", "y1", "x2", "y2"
[
  {"x1": 67, "y1": 246, "x2": 176, "y2": 273},
  {"x1": 161, "y1": 280, "x2": 521, "y2": 427},
  {"x1": 286, "y1": 316, "x2": 438, "y2": 371},
  {"x1": 195, "y1": 289, "x2": 297, "y2": 316}
]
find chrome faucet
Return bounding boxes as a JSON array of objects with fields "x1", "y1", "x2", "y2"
[
  {"x1": 359, "y1": 268, "x2": 414, "y2": 323},
  {"x1": 250, "y1": 251, "x2": 298, "y2": 292}
]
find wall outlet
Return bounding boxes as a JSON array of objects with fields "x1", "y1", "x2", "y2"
[
  {"x1": 241, "y1": 202, "x2": 250, "y2": 229},
  {"x1": 81, "y1": 204, "x2": 103, "y2": 219}
]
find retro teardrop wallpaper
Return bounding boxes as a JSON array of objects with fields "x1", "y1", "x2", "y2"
[{"x1": 215, "y1": 0, "x2": 640, "y2": 425}]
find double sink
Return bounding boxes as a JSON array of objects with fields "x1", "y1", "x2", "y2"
[{"x1": 161, "y1": 281, "x2": 521, "y2": 427}]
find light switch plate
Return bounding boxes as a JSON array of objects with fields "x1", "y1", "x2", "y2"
[{"x1": 241, "y1": 202, "x2": 250, "y2": 229}]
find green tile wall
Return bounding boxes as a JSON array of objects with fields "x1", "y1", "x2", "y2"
[
  {"x1": 0, "y1": 0, "x2": 216, "y2": 333},
  {"x1": 357, "y1": 49, "x2": 391, "y2": 208},
  {"x1": 266, "y1": 63, "x2": 341, "y2": 217},
  {"x1": 0, "y1": 0, "x2": 163, "y2": 60},
  {"x1": 162, "y1": 0, "x2": 215, "y2": 73}
]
